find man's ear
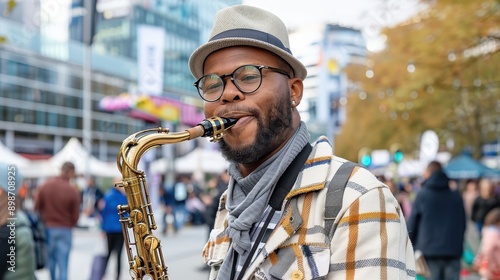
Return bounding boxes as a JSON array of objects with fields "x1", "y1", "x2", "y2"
[{"x1": 289, "y1": 78, "x2": 303, "y2": 107}]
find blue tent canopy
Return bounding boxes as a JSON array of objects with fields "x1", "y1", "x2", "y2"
[{"x1": 444, "y1": 155, "x2": 500, "y2": 179}]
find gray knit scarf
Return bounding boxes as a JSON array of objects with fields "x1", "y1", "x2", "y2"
[{"x1": 218, "y1": 122, "x2": 309, "y2": 279}]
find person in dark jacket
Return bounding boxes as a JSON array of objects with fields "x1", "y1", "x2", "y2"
[{"x1": 407, "y1": 160, "x2": 466, "y2": 280}]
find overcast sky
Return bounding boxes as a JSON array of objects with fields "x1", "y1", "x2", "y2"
[
  {"x1": 242, "y1": 0, "x2": 419, "y2": 28},
  {"x1": 242, "y1": 0, "x2": 421, "y2": 51}
]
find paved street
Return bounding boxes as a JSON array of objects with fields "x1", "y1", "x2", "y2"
[
  {"x1": 33, "y1": 223, "x2": 482, "y2": 280},
  {"x1": 35, "y1": 225, "x2": 210, "y2": 280}
]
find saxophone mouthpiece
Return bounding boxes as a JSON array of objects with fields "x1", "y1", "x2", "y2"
[
  {"x1": 199, "y1": 117, "x2": 238, "y2": 141},
  {"x1": 220, "y1": 117, "x2": 238, "y2": 128}
]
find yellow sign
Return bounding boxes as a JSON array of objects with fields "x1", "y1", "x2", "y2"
[
  {"x1": 327, "y1": 58, "x2": 340, "y2": 74},
  {"x1": 134, "y1": 95, "x2": 180, "y2": 122}
]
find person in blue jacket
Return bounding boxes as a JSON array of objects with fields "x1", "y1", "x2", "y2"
[
  {"x1": 99, "y1": 182, "x2": 128, "y2": 280},
  {"x1": 407, "y1": 160, "x2": 466, "y2": 280}
]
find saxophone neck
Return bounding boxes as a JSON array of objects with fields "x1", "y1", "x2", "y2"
[{"x1": 117, "y1": 116, "x2": 237, "y2": 175}]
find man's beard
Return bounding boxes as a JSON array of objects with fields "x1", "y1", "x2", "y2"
[{"x1": 218, "y1": 92, "x2": 293, "y2": 164}]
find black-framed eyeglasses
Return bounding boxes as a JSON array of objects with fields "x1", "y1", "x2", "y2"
[{"x1": 193, "y1": 65, "x2": 291, "y2": 102}]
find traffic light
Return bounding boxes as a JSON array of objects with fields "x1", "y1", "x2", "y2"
[
  {"x1": 391, "y1": 144, "x2": 404, "y2": 164},
  {"x1": 393, "y1": 150, "x2": 404, "y2": 163},
  {"x1": 358, "y1": 147, "x2": 372, "y2": 167}
]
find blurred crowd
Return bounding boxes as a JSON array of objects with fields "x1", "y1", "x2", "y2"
[
  {"x1": 4, "y1": 158, "x2": 500, "y2": 280},
  {"x1": 0, "y1": 159, "x2": 231, "y2": 280},
  {"x1": 378, "y1": 167, "x2": 500, "y2": 279},
  {"x1": 157, "y1": 171, "x2": 230, "y2": 236},
  {"x1": 378, "y1": 171, "x2": 500, "y2": 232},
  {"x1": 76, "y1": 168, "x2": 232, "y2": 279}
]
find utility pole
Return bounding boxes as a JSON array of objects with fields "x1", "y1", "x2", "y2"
[{"x1": 82, "y1": 0, "x2": 93, "y2": 177}]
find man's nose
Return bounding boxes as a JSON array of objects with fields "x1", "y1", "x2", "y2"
[{"x1": 220, "y1": 78, "x2": 244, "y2": 103}]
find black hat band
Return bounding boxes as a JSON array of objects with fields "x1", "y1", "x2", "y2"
[{"x1": 209, "y1": 28, "x2": 293, "y2": 55}]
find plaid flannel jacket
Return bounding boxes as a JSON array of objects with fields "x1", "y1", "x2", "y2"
[{"x1": 203, "y1": 136, "x2": 416, "y2": 279}]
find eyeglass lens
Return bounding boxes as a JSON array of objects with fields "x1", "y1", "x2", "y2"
[{"x1": 197, "y1": 65, "x2": 263, "y2": 102}]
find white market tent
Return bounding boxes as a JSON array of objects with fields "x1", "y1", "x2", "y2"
[
  {"x1": 150, "y1": 147, "x2": 228, "y2": 174},
  {"x1": 24, "y1": 138, "x2": 120, "y2": 178},
  {"x1": 23, "y1": 160, "x2": 61, "y2": 178},
  {"x1": 0, "y1": 141, "x2": 30, "y2": 170},
  {"x1": 175, "y1": 147, "x2": 229, "y2": 174}
]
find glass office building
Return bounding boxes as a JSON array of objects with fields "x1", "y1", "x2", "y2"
[
  {"x1": 0, "y1": 1, "x2": 241, "y2": 162},
  {"x1": 92, "y1": 5, "x2": 200, "y2": 95},
  {"x1": 0, "y1": 36, "x2": 143, "y2": 159}
]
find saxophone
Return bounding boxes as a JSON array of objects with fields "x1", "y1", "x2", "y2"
[{"x1": 115, "y1": 116, "x2": 237, "y2": 280}]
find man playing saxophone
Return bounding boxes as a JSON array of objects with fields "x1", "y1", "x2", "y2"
[{"x1": 189, "y1": 5, "x2": 416, "y2": 280}]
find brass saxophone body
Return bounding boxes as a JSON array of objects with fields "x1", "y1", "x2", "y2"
[{"x1": 115, "y1": 116, "x2": 237, "y2": 280}]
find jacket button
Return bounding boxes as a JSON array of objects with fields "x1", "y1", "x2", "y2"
[{"x1": 291, "y1": 270, "x2": 303, "y2": 279}]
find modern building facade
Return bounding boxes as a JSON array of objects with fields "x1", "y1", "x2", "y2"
[
  {"x1": 0, "y1": 0, "x2": 240, "y2": 164},
  {"x1": 92, "y1": 5, "x2": 200, "y2": 95},
  {"x1": 290, "y1": 23, "x2": 367, "y2": 145},
  {"x1": 0, "y1": 34, "x2": 143, "y2": 160}
]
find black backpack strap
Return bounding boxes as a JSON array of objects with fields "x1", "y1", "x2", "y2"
[
  {"x1": 324, "y1": 161, "x2": 357, "y2": 239},
  {"x1": 269, "y1": 143, "x2": 312, "y2": 210},
  {"x1": 233, "y1": 143, "x2": 313, "y2": 280}
]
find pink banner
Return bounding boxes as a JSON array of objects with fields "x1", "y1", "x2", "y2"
[{"x1": 99, "y1": 94, "x2": 205, "y2": 126}]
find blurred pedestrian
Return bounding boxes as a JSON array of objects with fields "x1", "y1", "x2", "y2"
[
  {"x1": 383, "y1": 176, "x2": 412, "y2": 219},
  {"x1": 171, "y1": 174, "x2": 189, "y2": 232},
  {"x1": 35, "y1": 161, "x2": 80, "y2": 280},
  {"x1": 0, "y1": 163, "x2": 36, "y2": 280},
  {"x1": 98, "y1": 180, "x2": 128, "y2": 280},
  {"x1": 81, "y1": 176, "x2": 104, "y2": 219},
  {"x1": 159, "y1": 175, "x2": 174, "y2": 235},
  {"x1": 186, "y1": 189, "x2": 206, "y2": 225},
  {"x1": 472, "y1": 178, "x2": 500, "y2": 234},
  {"x1": 397, "y1": 178, "x2": 414, "y2": 219},
  {"x1": 201, "y1": 170, "x2": 229, "y2": 238},
  {"x1": 383, "y1": 176, "x2": 397, "y2": 195},
  {"x1": 407, "y1": 160, "x2": 466, "y2": 280},
  {"x1": 460, "y1": 180, "x2": 481, "y2": 271},
  {"x1": 462, "y1": 179, "x2": 479, "y2": 221},
  {"x1": 475, "y1": 207, "x2": 500, "y2": 280}
]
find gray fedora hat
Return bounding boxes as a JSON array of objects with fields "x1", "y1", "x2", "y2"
[{"x1": 189, "y1": 5, "x2": 307, "y2": 80}]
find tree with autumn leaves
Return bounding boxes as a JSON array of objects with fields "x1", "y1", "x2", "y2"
[
  {"x1": 0, "y1": 0, "x2": 16, "y2": 43},
  {"x1": 336, "y1": 0, "x2": 500, "y2": 162}
]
